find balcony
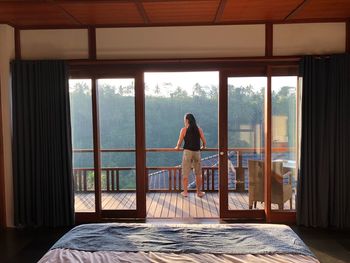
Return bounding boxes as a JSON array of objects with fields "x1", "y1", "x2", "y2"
[{"x1": 73, "y1": 148, "x2": 296, "y2": 218}]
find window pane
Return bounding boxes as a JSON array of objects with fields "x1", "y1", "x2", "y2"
[
  {"x1": 98, "y1": 79, "x2": 136, "y2": 210},
  {"x1": 69, "y1": 79, "x2": 95, "y2": 213},
  {"x1": 227, "y1": 77, "x2": 266, "y2": 210},
  {"x1": 271, "y1": 76, "x2": 297, "y2": 211}
]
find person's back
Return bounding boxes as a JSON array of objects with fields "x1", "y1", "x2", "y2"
[{"x1": 183, "y1": 126, "x2": 200, "y2": 151}]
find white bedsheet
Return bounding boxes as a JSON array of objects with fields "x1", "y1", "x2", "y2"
[{"x1": 39, "y1": 249, "x2": 320, "y2": 263}]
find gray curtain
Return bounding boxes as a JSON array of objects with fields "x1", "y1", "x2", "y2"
[
  {"x1": 12, "y1": 60, "x2": 74, "y2": 227},
  {"x1": 297, "y1": 54, "x2": 350, "y2": 228}
]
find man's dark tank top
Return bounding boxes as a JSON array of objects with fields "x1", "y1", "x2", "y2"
[{"x1": 183, "y1": 126, "x2": 200, "y2": 151}]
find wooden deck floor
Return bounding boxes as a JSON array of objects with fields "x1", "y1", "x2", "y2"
[{"x1": 75, "y1": 192, "x2": 296, "y2": 218}]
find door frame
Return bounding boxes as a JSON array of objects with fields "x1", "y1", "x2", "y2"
[
  {"x1": 98, "y1": 73, "x2": 146, "y2": 219},
  {"x1": 74, "y1": 71, "x2": 146, "y2": 222},
  {"x1": 219, "y1": 66, "x2": 298, "y2": 222},
  {"x1": 70, "y1": 61, "x2": 298, "y2": 223}
]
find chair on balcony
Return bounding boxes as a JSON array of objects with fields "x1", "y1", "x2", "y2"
[{"x1": 248, "y1": 160, "x2": 293, "y2": 210}]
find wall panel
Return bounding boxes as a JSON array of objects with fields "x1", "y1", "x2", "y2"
[{"x1": 273, "y1": 23, "x2": 346, "y2": 56}]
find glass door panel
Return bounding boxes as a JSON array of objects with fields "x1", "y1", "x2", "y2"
[
  {"x1": 271, "y1": 76, "x2": 298, "y2": 211},
  {"x1": 227, "y1": 77, "x2": 267, "y2": 211},
  {"x1": 98, "y1": 78, "x2": 136, "y2": 211},
  {"x1": 69, "y1": 79, "x2": 95, "y2": 213}
]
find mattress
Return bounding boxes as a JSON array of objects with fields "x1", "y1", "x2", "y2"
[{"x1": 38, "y1": 223, "x2": 319, "y2": 263}]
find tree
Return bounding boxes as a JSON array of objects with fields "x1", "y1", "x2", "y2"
[
  {"x1": 154, "y1": 84, "x2": 160, "y2": 95},
  {"x1": 170, "y1": 87, "x2": 188, "y2": 98},
  {"x1": 192, "y1": 83, "x2": 207, "y2": 98}
]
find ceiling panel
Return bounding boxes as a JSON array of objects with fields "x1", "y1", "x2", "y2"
[
  {"x1": 221, "y1": 0, "x2": 303, "y2": 22},
  {"x1": 143, "y1": 0, "x2": 220, "y2": 24},
  {"x1": 59, "y1": 2, "x2": 144, "y2": 25},
  {"x1": 0, "y1": 3, "x2": 78, "y2": 26},
  {"x1": 290, "y1": 0, "x2": 350, "y2": 20},
  {"x1": 0, "y1": 0, "x2": 349, "y2": 27}
]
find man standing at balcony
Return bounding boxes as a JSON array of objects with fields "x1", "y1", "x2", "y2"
[{"x1": 175, "y1": 113, "x2": 206, "y2": 198}]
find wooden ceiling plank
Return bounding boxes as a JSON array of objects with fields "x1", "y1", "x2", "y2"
[
  {"x1": 58, "y1": 2, "x2": 144, "y2": 25},
  {"x1": 143, "y1": 0, "x2": 219, "y2": 24},
  {"x1": 0, "y1": 3, "x2": 80, "y2": 26},
  {"x1": 214, "y1": 0, "x2": 227, "y2": 23},
  {"x1": 289, "y1": 0, "x2": 350, "y2": 20},
  {"x1": 221, "y1": 0, "x2": 305, "y2": 22},
  {"x1": 54, "y1": 3, "x2": 83, "y2": 25},
  {"x1": 134, "y1": 0, "x2": 150, "y2": 24},
  {"x1": 284, "y1": 0, "x2": 310, "y2": 20}
]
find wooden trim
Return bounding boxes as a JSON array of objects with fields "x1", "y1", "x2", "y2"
[
  {"x1": 12, "y1": 17, "x2": 349, "y2": 30},
  {"x1": 218, "y1": 71, "x2": 228, "y2": 218},
  {"x1": 284, "y1": 0, "x2": 310, "y2": 21},
  {"x1": 14, "y1": 28, "x2": 21, "y2": 60},
  {"x1": 264, "y1": 67, "x2": 272, "y2": 222},
  {"x1": 265, "y1": 23, "x2": 273, "y2": 57},
  {"x1": 88, "y1": 27, "x2": 97, "y2": 60},
  {"x1": 0, "y1": 76, "x2": 5, "y2": 228},
  {"x1": 91, "y1": 78, "x2": 102, "y2": 216},
  {"x1": 346, "y1": 20, "x2": 350, "y2": 53},
  {"x1": 68, "y1": 58, "x2": 300, "y2": 79},
  {"x1": 74, "y1": 148, "x2": 135, "y2": 152},
  {"x1": 134, "y1": 0, "x2": 150, "y2": 24},
  {"x1": 101, "y1": 210, "x2": 138, "y2": 218},
  {"x1": 72, "y1": 147, "x2": 295, "y2": 153},
  {"x1": 135, "y1": 71, "x2": 146, "y2": 218},
  {"x1": 214, "y1": 0, "x2": 227, "y2": 23},
  {"x1": 221, "y1": 210, "x2": 265, "y2": 220},
  {"x1": 70, "y1": 56, "x2": 301, "y2": 63},
  {"x1": 270, "y1": 211, "x2": 296, "y2": 223},
  {"x1": 75, "y1": 212, "x2": 99, "y2": 223},
  {"x1": 68, "y1": 57, "x2": 301, "y2": 68}
]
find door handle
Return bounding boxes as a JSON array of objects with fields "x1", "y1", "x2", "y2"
[{"x1": 220, "y1": 151, "x2": 224, "y2": 156}]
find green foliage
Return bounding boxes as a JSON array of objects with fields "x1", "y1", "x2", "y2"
[{"x1": 71, "y1": 81, "x2": 296, "y2": 187}]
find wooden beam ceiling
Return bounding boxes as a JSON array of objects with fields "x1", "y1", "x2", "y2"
[{"x1": 0, "y1": 0, "x2": 349, "y2": 28}]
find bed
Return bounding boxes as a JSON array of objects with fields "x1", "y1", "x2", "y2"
[{"x1": 38, "y1": 223, "x2": 319, "y2": 263}]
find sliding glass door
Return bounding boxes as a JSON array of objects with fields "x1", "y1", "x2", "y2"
[
  {"x1": 219, "y1": 69, "x2": 299, "y2": 221},
  {"x1": 70, "y1": 79, "x2": 96, "y2": 213},
  {"x1": 71, "y1": 74, "x2": 145, "y2": 220},
  {"x1": 270, "y1": 76, "x2": 298, "y2": 214},
  {"x1": 70, "y1": 64, "x2": 298, "y2": 223},
  {"x1": 219, "y1": 73, "x2": 266, "y2": 219},
  {"x1": 97, "y1": 78, "x2": 138, "y2": 217}
]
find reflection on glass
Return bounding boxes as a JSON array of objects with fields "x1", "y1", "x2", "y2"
[
  {"x1": 227, "y1": 77, "x2": 266, "y2": 210},
  {"x1": 98, "y1": 79, "x2": 136, "y2": 210},
  {"x1": 69, "y1": 79, "x2": 95, "y2": 212},
  {"x1": 271, "y1": 76, "x2": 297, "y2": 211}
]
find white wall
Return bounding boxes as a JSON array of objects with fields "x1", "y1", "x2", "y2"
[
  {"x1": 19, "y1": 22, "x2": 347, "y2": 60},
  {"x1": 97, "y1": 25, "x2": 265, "y2": 59},
  {"x1": 273, "y1": 23, "x2": 346, "y2": 56},
  {"x1": 21, "y1": 29, "x2": 89, "y2": 60},
  {"x1": 0, "y1": 24, "x2": 14, "y2": 227}
]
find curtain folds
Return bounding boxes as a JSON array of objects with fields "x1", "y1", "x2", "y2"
[
  {"x1": 297, "y1": 54, "x2": 350, "y2": 228},
  {"x1": 12, "y1": 60, "x2": 74, "y2": 227}
]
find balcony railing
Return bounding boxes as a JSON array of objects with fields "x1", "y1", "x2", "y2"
[{"x1": 73, "y1": 147, "x2": 294, "y2": 193}]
